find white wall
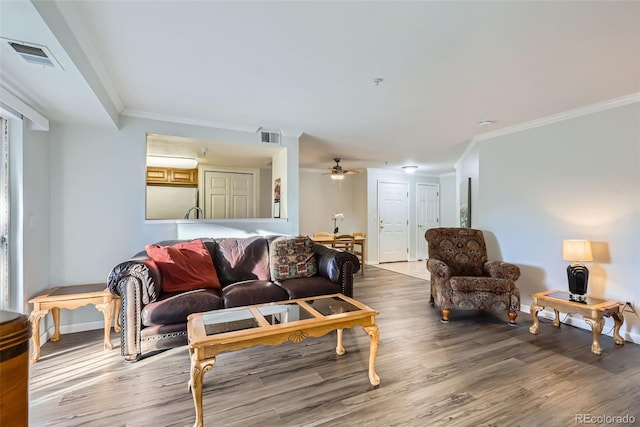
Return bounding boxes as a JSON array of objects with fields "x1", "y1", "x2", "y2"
[
  {"x1": 44, "y1": 116, "x2": 300, "y2": 330},
  {"x1": 439, "y1": 172, "x2": 457, "y2": 226},
  {"x1": 458, "y1": 100, "x2": 640, "y2": 342},
  {"x1": 299, "y1": 170, "x2": 365, "y2": 237},
  {"x1": 21, "y1": 122, "x2": 51, "y2": 316}
]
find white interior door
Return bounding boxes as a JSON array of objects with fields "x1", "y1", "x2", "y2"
[
  {"x1": 204, "y1": 171, "x2": 254, "y2": 219},
  {"x1": 417, "y1": 183, "x2": 440, "y2": 260},
  {"x1": 378, "y1": 182, "x2": 409, "y2": 263}
]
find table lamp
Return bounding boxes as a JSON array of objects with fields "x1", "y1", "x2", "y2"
[{"x1": 562, "y1": 239, "x2": 593, "y2": 303}]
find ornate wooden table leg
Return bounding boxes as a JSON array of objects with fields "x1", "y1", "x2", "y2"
[
  {"x1": 113, "y1": 297, "x2": 122, "y2": 333},
  {"x1": 95, "y1": 302, "x2": 114, "y2": 351},
  {"x1": 363, "y1": 324, "x2": 380, "y2": 386},
  {"x1": 584, "y1": 316, "x2": 605, "y2": 355},
  {"x1": 29, "y1": 309, "x2": 48, "y2": 363},
  {"x1": 612, "y1": 312, "x2": 625, "y2": 345},
  {"x1": 336, "y1": 328, "x2": 345, "y2": 355},
  {"x1": 50, "y1": 307, "x2": 61, "y2": 342},
  {"x1": 190, "y1": 353, "x2": 216, "y2": 427},
  {"x1": 529, "y1": 304, "x2": 543, "y2": 334},
  {"x1": 552, "y1": 309, "x2": 561, "y2": 328}
]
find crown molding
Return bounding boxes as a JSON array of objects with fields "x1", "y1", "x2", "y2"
[
  {"x1": 122, "y1": 109, "x2": 303, "y2": 140},
  {"x1": 121, "y1": 108, "x2": 260, "y2": 133},
  {"x1": 0, "y1": 86, "x2": 49, "y2": 131},
  {"x1": 455, "y1": 92, "x2": 640, "y2": 169}
]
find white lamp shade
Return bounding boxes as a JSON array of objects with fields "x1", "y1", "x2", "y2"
[{"x1": 562, "y1": 240, "x2": 593, "y2": 262}]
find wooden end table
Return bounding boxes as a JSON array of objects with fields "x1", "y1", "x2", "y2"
[
  {"x1": 529, "y1": 290, "x2": 625, "y2": 355},
  {"x1": 28, "y1": 283, "x2": 121, "y2": 363}
]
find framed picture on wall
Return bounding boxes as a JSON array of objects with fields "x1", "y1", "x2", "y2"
[
  {"x1": 274, "y1": 178, "x2": 281, "y2": 218},
  {"x1": 460, "y1": 177, "x2": 471, "y2": 228}
]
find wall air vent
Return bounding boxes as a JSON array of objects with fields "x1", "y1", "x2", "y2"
[
  {"x1": 3, "y1": 38, "x2": 63, "y2": 70},
  {"x1": 259, "y1": 130, "x2": 281, "y2": 145}
]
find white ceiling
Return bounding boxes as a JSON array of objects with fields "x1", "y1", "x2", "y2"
[{"x1": 1, "y1": 1, "x2": 639, "y2": 174}]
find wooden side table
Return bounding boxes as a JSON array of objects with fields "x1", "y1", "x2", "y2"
[
  {"x1": 28, "y1": 283, "x2": 121, "y2": 363},
  {"x1": 529, "y1": 290, "x2": 625, "y2": 355}
]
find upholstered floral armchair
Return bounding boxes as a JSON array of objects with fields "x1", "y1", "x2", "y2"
[{"x1": 425, "y1": 227, "x2": 521, "y2": 325}]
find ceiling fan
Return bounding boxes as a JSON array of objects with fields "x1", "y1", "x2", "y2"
[{"x1": 324, "y1": 158, "x2": 360, "y2": 180}]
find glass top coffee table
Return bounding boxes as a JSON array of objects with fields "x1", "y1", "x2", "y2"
[{"x1": 187, "y1": 293, "x2": 380, "y2": 427}]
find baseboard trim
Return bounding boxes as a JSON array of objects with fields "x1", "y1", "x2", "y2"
[
  {"x1": 520, "y1": 303, "x2": 639, "y2": 345},
  {"x1": 36, "y1": 321, "x2": 110, "y2": 348}
]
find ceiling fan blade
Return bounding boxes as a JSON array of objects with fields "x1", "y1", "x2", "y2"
[{"x1": 343, "y1": 170, "x2": 360, "y2": 174}]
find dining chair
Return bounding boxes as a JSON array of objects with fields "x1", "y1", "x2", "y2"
[
  {"x1": 333, "y1": 234, "x2": 356, "y2": 252},
  {"x1": 351, "y1": 232, "x2": 366, "y2": 275},
  {"x1": 313, "y1": 231, "x2": 334, "y2": 238}
]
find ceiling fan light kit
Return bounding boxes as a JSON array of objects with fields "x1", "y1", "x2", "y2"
[{"x1": 324, "y1": 158, "x2": 360, "y2": 180}]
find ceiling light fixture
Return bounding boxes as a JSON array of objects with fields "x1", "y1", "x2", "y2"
[
  {"x1": 477, "y1": 120, "x2": 495, "y2": 127},
  {"x1": 373, "y1": 78, "x2": 383, "y2": 86},
  {"x1": 402, "y1": 165, "x2": 418, "y2": 174},
  {"x1": 331, "y1": 173, "x2": 345, "y2": 180},
  {"x1": 147, "y1": 155, "x2": 198, "y2": 169}
]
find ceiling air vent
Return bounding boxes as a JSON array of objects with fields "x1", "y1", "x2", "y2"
[
  {"x1": 259, "y1": 130, "x2": 281, "y2": 145},
  {"x1": 3, "y1": 38, "x2": 63, "y2": 69}
]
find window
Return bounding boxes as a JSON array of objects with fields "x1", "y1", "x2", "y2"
[{"x1": 0, "y1": 117, "x2": 8, "y2": 309}]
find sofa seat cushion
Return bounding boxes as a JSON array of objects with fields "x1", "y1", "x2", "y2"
[
  {"x1": 141, "y1": 289, "x2": 223, "y2": 326},
  {"x1": 449, "y1": 276, "x2": 513, "y2": 293},
  {"x1": 276, "y1": 276, "x2": 341, "y2": 299},
  {"x1": 222, "y1": 280, "x2": 290, "y2": 308}
]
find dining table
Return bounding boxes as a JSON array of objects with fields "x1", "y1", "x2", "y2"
[{"x1": 310, "y1": 235, "x2": 366, "y2": 276}]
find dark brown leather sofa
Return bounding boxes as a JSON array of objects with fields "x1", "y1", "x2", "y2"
[{"x1": 107, "y1": 236, "x2": 360, "y2": 362}]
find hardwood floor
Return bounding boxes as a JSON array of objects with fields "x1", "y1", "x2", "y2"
[{"x1": 29, "y1": 267, "x2": 640, "y2": 426}]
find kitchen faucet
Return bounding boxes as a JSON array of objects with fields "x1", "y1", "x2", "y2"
[{"x1": 184, "y1": 206, "x2": 204, "y2": 219}]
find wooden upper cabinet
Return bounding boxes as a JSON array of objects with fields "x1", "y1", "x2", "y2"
[{"x1": 147, "y1": 167, "x2": 197, "y2": 186}]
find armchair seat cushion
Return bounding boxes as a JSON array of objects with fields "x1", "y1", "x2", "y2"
[{"x1": 449, "y1": 276, "x2": 514, "y2": 293}]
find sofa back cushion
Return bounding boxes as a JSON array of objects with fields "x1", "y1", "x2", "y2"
[
  {"x1": 145, "y1": 239, "x2": 221, "y2": 292},
  {"x1": 209, "y1": 236, "x2": 271, "y2": 286},
  {"x1": 269, "y1": 236, "x2": 317, "y2": 281}
]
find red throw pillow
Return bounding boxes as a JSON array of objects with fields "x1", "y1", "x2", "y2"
[{"x1": 145, "y1": 240, "x2": 221, "y2": 293}]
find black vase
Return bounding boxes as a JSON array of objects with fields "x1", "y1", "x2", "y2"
[{"x1": 567, "y1": 263, "x2": 589, "y2": 303}]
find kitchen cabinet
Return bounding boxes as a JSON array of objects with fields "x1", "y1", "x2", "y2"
[{"x1": 146, "y1": 167, "x2": 197, "y2": 186}]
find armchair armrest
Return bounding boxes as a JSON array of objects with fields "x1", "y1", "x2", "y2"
[
  {"x1": 427, "y1": 258, "x2": 451, "y2": 280},
  {"x1": 484, "y1": 261, "x2": 521, "y2": 281},
  {"x1": 313, "y1": 244, "x2": 360, "y2": 297}
]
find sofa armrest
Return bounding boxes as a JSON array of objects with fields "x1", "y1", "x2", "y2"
[
  {"x1": 313, "y1": 244, "x2": 360, "y2": 297},
  {"x1": 484, "y1": 261, "x2": 521, "y2": 281},
  {"x1": 107, "y1": 257, "x2": 163, "y2": 362},
  {"x1": 427, "y1": 258, "x2": 451, "y2": 280},
  {"x1": 107, "y1": 257, "x2": 162, "y2": 304}
]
